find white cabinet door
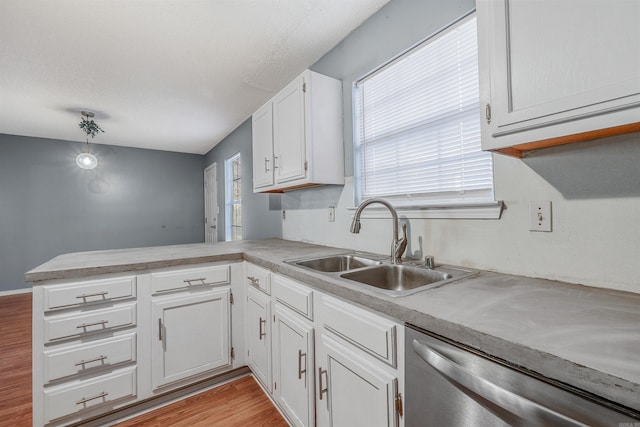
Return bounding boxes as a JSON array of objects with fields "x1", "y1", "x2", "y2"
[
  {"x1": 316, "y1": 334, "x2": 399, "y2": 427},
  {"x1": 273, "y1": 73, "x2": 307, "y2": 184},
  {"x1": 252, "y1": 102, "x2": 275, "y2": 190},
  {"x1": 246, "y1": 285, "x2": 272, "y2": 392},
  {"x1": 273, "y1": 305, "x2": 315, "y2": 427},
  {"x1": 151, "y1": 288, "x2": 230, "y2": 389},
  {"x1": 478, "y1": 0, "x2": 640, "y2": 154}
]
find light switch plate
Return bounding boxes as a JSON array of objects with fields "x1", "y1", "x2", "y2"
[{"x1": 529, "y1": 201, "x2": 552, "y2": 232}]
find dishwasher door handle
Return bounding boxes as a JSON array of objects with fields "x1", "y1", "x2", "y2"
[{"x1": 411, "y1": 339, "x2": 589, "y2": 427}]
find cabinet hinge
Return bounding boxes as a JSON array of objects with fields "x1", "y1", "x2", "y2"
[
  {"x1": 231, "y1": 347, "x2": 235, "y2": 359},
  {"x1": 304, "y1": 160, "x2": 308, "y2": 171},
  {"x1": 302, "y1": 82, "x2": 306, "y2": 93},
  {"x1": 230, "y1": 291, "x2": 234, "y2": 304},
  {"x1": 485, "y1": 103, "x2": 491, "y2": 125},
  {"x1": 395, "y1": 392, "x2": 404, "y2": 417}
]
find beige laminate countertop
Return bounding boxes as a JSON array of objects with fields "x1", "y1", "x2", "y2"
[{"x1": 26, "y1": 238, "x2": 640, "y2": 413}]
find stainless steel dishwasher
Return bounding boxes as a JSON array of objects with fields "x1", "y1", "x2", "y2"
[{"x1": 405, "y1": 324, "x2": 640, "y2": 426}]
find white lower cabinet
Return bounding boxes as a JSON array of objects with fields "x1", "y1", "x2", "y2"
[
  {"x1": 33, "y1": 262, "x2": 242, "y2": 426},
  {"x1": 273, "y1": 305, "x2": 315, "y2": 427},
  {"x1": 246, "y1": 284, "x2": 272, "y2": 392},
  {"x1": 316, "y1": 334, "x2": 399, "y2": 427},
  {"x1": 243, "y1": 263, "x2": 404, "y2": 427},
  {"x1": 151, "y1": 287, "x2": 231, "y2": 389}
]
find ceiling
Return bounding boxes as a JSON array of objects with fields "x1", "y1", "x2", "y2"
[{"x1": 0, "y1": 0, "x2": 389, "y2": 154}]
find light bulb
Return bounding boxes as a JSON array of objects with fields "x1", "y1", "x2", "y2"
[{"x1": 76, "y1": 152, "x2": 98, "y2": 169}]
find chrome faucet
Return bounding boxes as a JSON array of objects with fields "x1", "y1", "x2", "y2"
[{"x1": 350, "y1": 198, "x2": 407, "y2": 264}]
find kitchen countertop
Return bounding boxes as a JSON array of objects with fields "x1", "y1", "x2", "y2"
[{"x1": 26, "y1": 238, "x2": 640, "y2": 413}]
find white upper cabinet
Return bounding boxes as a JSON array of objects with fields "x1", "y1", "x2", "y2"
[
  {"x1": 477, "y1": 0, "x2": 640, "y2": 157},
  {"x1": 252, "y1": 102, "x2": 275, "y2": 190},
  {"x1": 252, "y1": 69, "x2": 344, "y2": 192}
]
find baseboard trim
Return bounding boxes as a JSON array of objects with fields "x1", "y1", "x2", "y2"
[{"x1": 0, "y1": 288, "x2": 32, "y2": 297}]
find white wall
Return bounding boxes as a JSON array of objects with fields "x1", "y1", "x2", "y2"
[
  {"x1": 282, "y1": 135, "x2": 640, "y2": 294},
  {"x1": 282, "y1": 0, "x2": 640, "y2": 294}
]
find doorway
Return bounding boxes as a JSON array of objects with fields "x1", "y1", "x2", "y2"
[{"x1": 204, "y1": 163, "x2": 218, "y2": 243}]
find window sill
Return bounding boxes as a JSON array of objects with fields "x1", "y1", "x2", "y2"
[{"x1": 347, "y1": 201, "x2": 504, "y2": 220}]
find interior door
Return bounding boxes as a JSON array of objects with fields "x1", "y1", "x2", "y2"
[{"x1": 204, "y1": 163, "x2": 218, "y2": 243}]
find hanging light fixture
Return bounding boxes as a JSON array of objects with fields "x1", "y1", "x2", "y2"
[{"x1": 76, "y1": 111, "x2": 103, "y2": 169}]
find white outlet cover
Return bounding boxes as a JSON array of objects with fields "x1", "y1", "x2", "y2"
[{"x1": 529, "y1": 201, "x2": 552, "y2": 232}]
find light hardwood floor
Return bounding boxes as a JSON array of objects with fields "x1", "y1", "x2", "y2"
[{"x1": 0, "y1": 293, "x2": 287, "y2": 427}]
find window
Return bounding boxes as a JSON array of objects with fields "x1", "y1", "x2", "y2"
[
  {"x1": 225, "y1": 153, "x2": 242, "y2": 241},
  {"x1": 354, "y1": 14, "x2": 494, "y2": 209}
]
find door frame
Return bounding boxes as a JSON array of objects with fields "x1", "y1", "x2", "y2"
[{"x1": 204, "y1": 163, "x2": 218, "y2": 243}]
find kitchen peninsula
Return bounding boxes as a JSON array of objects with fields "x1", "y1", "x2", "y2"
[{"x1": 27, "y1": 239, "x2": 640, "y2": 425}]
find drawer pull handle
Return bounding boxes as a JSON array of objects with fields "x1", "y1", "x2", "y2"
[
  {"x1": 75, "y1": 355, "x2": 108, "y2": 367},
  {"x1": 318, "y1": 367, "x2": 328, "y2": 400},
  {"x1": 76, "y1": 320, "x2": 109, "y2": 329},
  {"x1": 159, "y1": 318, "x2": 163, "y2": 341},
  {"x1": 247, "y1": 276, "x2": 260, "y2": 286},
  {"x1": 75, "y1": 291, "x2": 109, "y2": 300},
  {"x1": 259, "y1": 317, "x2": 266, "y2": 340},
  {"x1": 183, "y1": 277, "x2": 207, "y2": 285},
  {"x1": 297, "y1": 349, "x2": 306, "y2": 380},
  {"x1": 76, "y1": 391, "x2": 109, "y2": 406}
]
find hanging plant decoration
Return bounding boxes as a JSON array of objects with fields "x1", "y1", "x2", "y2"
[{"x1": 79, "y1": 115, "x2": 105, "y2": 138}]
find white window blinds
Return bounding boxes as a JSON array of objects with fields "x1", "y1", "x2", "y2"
[{"x1": 354, "y1": 14, "x2": 493, "y2": 206}]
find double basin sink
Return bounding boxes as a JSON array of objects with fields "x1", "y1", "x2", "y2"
[{"x1": 288, "y1": 253, "x2": 476, "y2": 297}]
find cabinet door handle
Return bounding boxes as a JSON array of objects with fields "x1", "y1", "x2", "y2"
[
  {"x1": 264, "y1": 157, "x2": 270, "y2": 173},
  {"x1": 158, "y1": 318, "x2": 163, "y2": 341},
  {"x1": 259, "y1": 317, "x2": 266, "y2": 340},
  {"x1": 183, "y1": 277, "x2": 206, "y2": 285},
  {"x1": 297, "y1": 349, "x2": 306, "y2": 380},
  {"x1": 76, "y1": 320, "x2": 108, "y2": 329},
  {"x1": 485, "y1": 103, "x2": 491, "y2": 125},
  {"x1": 247, "y1": 276, "x2": 260, "y2": 286},
  {"x1": 76, "y1": 391, "x2": 109, "y2": 406},
  {"x1": 75, "y1": 291, "x2": 109, "y2": 300},
  {"x1": 75, "y1": 355, "x2": 108, "y2": 367},
  {"x1": 318, "y1": 367, "x2": 328, "y2": 400},
  {"x1": 273, "y1": 156, "x2": 279, "y2": 169}
]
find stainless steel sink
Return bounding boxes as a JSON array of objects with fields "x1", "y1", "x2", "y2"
[
  {"x1": 287, "y1": 252, "x2": 476, "y2": 296},
  {"x1": 293, "y1": 254, "x2": 383, "y2": 273},
  {"x1": 340, "y1": 264, "x2": 476, "y2": 295}
]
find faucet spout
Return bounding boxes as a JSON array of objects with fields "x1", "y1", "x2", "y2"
[{"x1": 350, "y1": 198, "x2": 406, "y2": 263}]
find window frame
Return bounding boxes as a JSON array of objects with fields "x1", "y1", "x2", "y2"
[
  {"x1": 224, "y1": 152, "x2": 242, "y2": 241},
  {"x1": 351, "y1": 11, "x2": 502, "y2": 219}
]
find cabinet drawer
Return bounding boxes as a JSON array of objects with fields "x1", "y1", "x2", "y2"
[
  {"x1": 151, "y1": 264, "x2": 230, "y2": 293},
  {"x1": 246, "y1": 263, "x2": 271, "y2": 294},
  {"x1": 273, "y1": 275, "x2": 313, "y2": 320},
  {"x1": 43, "y1": 276, "x2": 136, "y2": 311},
  {"x1": 44, "y1": 333, "x2": 136, "y2": 383},
  {"x1": 43, "y1": 367, "x2": 136, "y2": 423},
  {"x1": 44, "y1": 304, "x2": 136, "y2": 343},
  {"x1": 321, "y1": 295, "x2": 397, "y2": 367}
]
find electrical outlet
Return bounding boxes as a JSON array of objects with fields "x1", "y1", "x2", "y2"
[
  {"x1": 328, "y1": 206, "x2": 336, "y2": 222},
  {"x1": 529, "y1": 201, "x2": 552, "y2": 232}
]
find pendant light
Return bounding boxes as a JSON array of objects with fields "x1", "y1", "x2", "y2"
[{"x1": 76, "y1": 111, "x2": 102, "y2": 170}]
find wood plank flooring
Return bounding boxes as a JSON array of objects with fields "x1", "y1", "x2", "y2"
[
  {"x1": 0, "y1": 293, "x2": 287, "y2": 427},
  {"x1": 0, "y1": 293, "x2": 32, "y2": 427},
  {"x1": 115, "y1": 376, "x2": 288, "y2": 427}
]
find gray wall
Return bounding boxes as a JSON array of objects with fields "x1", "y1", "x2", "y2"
[
  {"x1": 0, "y1": 134, "x2": 205, "y2": 292},
  {"x1": 204, "y1": 119, "x2": 282, "y2": 242}
]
